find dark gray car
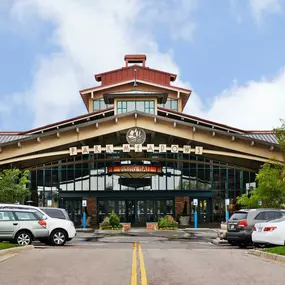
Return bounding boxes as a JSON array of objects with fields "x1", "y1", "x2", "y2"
[{"x1": 227, "y1": 208, "x2": 285, "y2": 248}]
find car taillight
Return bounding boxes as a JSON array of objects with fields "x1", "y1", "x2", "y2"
[
  {"x1": 38, "y1": 220, "x2": 47, "y2": 228},
  {"x1": 264, "y1": 226, "x2": 277, "y2": 232},
  {"x1": 253, "y1": 226, "x2": 257, "y2": 231},
  {"x1": 237, "y1": 220, "x2": 248, "y2": 227}
]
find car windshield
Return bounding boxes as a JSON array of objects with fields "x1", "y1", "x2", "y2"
[{"x1": 229, "y1": 212, "x2": 248, "y2": 221}]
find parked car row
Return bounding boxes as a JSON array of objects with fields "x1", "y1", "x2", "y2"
[
  {"x1": 221, "y1": 208, "x2": 285, "y2": 248},
  {"x1": 0, "y1": 204, "x2": 76, "y2": 246}
]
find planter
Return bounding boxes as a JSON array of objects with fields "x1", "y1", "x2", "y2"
[
  {"x1": 179, "y1": 216, "x2": 190, "y2": 226},
  {"x1": 120, "y1": 223, "x2": 131, "y2": 231},
  {"x1": 146, "y1": 222, "x2": 158, "y2": 231}
]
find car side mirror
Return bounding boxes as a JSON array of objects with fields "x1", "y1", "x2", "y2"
[{"x1": 42, "y1": 215, "x2": 48, "y2": 220}]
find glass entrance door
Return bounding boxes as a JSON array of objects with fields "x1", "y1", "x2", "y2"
[
  {"x1": 62, "y1": 199, "x2": 82, "y2": 227},
  {"x1": 190, "y1": 198, "x2": 211, "y2": 224},
  {"x1": 97, "y1": 198, "x2": 174, "y2": 226},
  {"x1": 126, "y1": 200, "x2": 135, "y2": 225}
]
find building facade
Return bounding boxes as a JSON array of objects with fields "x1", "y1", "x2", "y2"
[{"x1": 0, "y1": 55, "x2": 283, "y2": 227}]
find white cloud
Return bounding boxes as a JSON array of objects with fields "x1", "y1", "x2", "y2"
[
  {"x1": 139, "y1": 0, "x2": 198, "y2": 42},
  {"x1": 185, "y1": 69, "x2": 285, "y2": 130},
  {"x1": 2, "y1": 0, "x2": 285, "y2": 132},
  {"x1": 8, "y1": 0, "x2": 195, "y2": 128},
  {"x1": 249, "y1": 0, "x2": 282, "y2": 23}
]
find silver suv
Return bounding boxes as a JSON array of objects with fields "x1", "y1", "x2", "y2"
[
  {"x1": 0, "y1": 209, "x2": 49, "y2": 245},
  {"x1": 227, "y1": 208, "x2": 285, "y2": 248}
]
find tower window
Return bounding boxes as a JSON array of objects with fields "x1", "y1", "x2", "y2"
[
  {"x1": 93, "y1": 98, "x2": 112, "y2": 112},
  {"x1": 117, "y1": 100, "x2": 155, "y2": 114}
]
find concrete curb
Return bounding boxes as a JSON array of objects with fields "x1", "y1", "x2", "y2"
[
  {"x1": 0, "y1": 245, "x2": 34, "y2": 262},
  {"x1": 184, "y1": 228, "x2": 218, "y2": 232},
  {"x1": 75, "y1": 228, "x2": 94, "y2": 233},
  {"x1": 248, "y1": 249, "x2": 285, "y2": 264}
]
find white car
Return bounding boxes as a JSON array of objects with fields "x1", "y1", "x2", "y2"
[
  {"x1": 0, "y1": 204, "x2": 76, "y2": 246},
  {"x1": 252, "y1": 217, "x2": 285, "y2": 247}
]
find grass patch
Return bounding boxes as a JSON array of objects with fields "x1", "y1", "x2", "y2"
[
  {"x1": 264, "y1": 246, "x2": 285, "y2": 256},
  {"x1": 0, "y1": 242, "x2": 21, "y2": 250}
]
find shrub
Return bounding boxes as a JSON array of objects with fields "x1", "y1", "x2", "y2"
[
  {"x1": 100, "y1": 212, "x2": 123, "y2": 230},
  {"x1": 101, "y1": 217, "x2": 110, "y2": 226},
  {"x1": 158, "y1": 215, "x2": 178, "y2": 230},
  {"x1": 109, "y1": 212, "x2": 120, "y2": 228}
]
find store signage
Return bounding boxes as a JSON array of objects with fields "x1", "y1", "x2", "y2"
[
  {"x1": 108, "y1": 165, "x2": 162, "y2": 174},
  {"x1": 69, "y1": 145, "x2": 203, "y2": 156},
  {"x1": 193, "y1": 199, "x2": 198, "y2": 206},
  {"x1": 82, "y1": 200, "x2": 87, "y2": 207}
]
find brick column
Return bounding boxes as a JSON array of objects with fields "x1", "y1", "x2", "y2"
[{"x1": 175, "y1": 196, "x2": 190, "y2": 218}]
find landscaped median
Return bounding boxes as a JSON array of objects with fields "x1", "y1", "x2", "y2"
[
  {"x1": 0, "y1": 242, "x2": 34, "y2": 262},
  {"x1": 249, "y1": 246, "x2": 285, "y2": 264},
  {"x1": 0, "y1": 242, "x2": 21, "y2": 251}
]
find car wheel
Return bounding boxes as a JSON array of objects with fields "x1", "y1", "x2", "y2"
[
  {"x1": 50, "y1": 230, "x2": 67, "y2": 246},
  {"x1": 15, "y1": 231, "x2": 32, "y2": 246}
]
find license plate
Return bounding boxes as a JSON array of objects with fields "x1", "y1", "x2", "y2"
[
  {"x1": 230, "y1": 225, "x2": 235, "y2": 229},
  {"x1": 258, "y1": 227, "x2": 262, "y2": 232}
]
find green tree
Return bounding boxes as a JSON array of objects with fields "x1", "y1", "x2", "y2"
[
  {"x1": 0, "y1": 169, "x2": 30, "y2": 204},
  {"x1": 237, "y1": 120, "x2": 285, "y2": 209}
]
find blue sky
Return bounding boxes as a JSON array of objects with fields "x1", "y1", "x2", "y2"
[{"x1": 0, "y1": 0, "x2": 285, "y2": 131}]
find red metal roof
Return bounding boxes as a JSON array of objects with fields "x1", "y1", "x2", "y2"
[{"x1": 94, "y1": 64, "x2": 177, "y2": 86}]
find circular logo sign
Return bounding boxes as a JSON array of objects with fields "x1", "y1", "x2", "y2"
[{"x1": 126, "y1": 128, "x2": 146, "y2": 145}]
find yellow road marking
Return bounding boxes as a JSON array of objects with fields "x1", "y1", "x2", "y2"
[
  {"x1": 138, "y1": 242, "x2": 148, "y2": 285},
  {"x1": 131, "y1": 242, "x2": 137, "y2": 285}
]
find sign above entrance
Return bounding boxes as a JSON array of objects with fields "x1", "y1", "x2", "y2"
[
  {"x1": 126, "y1": 128, "x2": 146, "y2": 145},
  {"x1": 108, "y1": 165, "x2": 162, "y2": 178},
  {"x1": 69, "y1": 145, "x2": 203, "y2": 156}
]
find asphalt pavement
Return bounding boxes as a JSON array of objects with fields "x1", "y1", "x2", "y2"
[{"x1": 0, "y1": 234, "x2": 284, "y2": 285}]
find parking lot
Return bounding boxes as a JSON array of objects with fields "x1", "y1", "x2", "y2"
[{"x1": 0, "y1": 234, "x2": 284, "y2": 285}]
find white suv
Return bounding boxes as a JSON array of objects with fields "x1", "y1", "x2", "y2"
[
  {"x1": 0, "y1": 204, "x2": 76, "y2": 246},
  {"x1": 0, "y1": 209, "x2": 49, "y2": 245}
]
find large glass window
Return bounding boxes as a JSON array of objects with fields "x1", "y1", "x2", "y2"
[
  {"x1": 160, "y1": 99, "x2": 178, "y2": 111},
  {"x1": 117, "y1": 100, "x2": 155, "y2": 114},
  {"x1": 93, "y1": 98, "x2": 112, "y2": 112}
]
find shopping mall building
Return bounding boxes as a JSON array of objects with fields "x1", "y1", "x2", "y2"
[{"x1": 0, "y1": 55, "x2": 283, "y2": 227}]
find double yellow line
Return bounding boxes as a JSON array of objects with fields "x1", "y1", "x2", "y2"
[{"x1": 131, "y1": 242, "x2": 147, "y2": 285}]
